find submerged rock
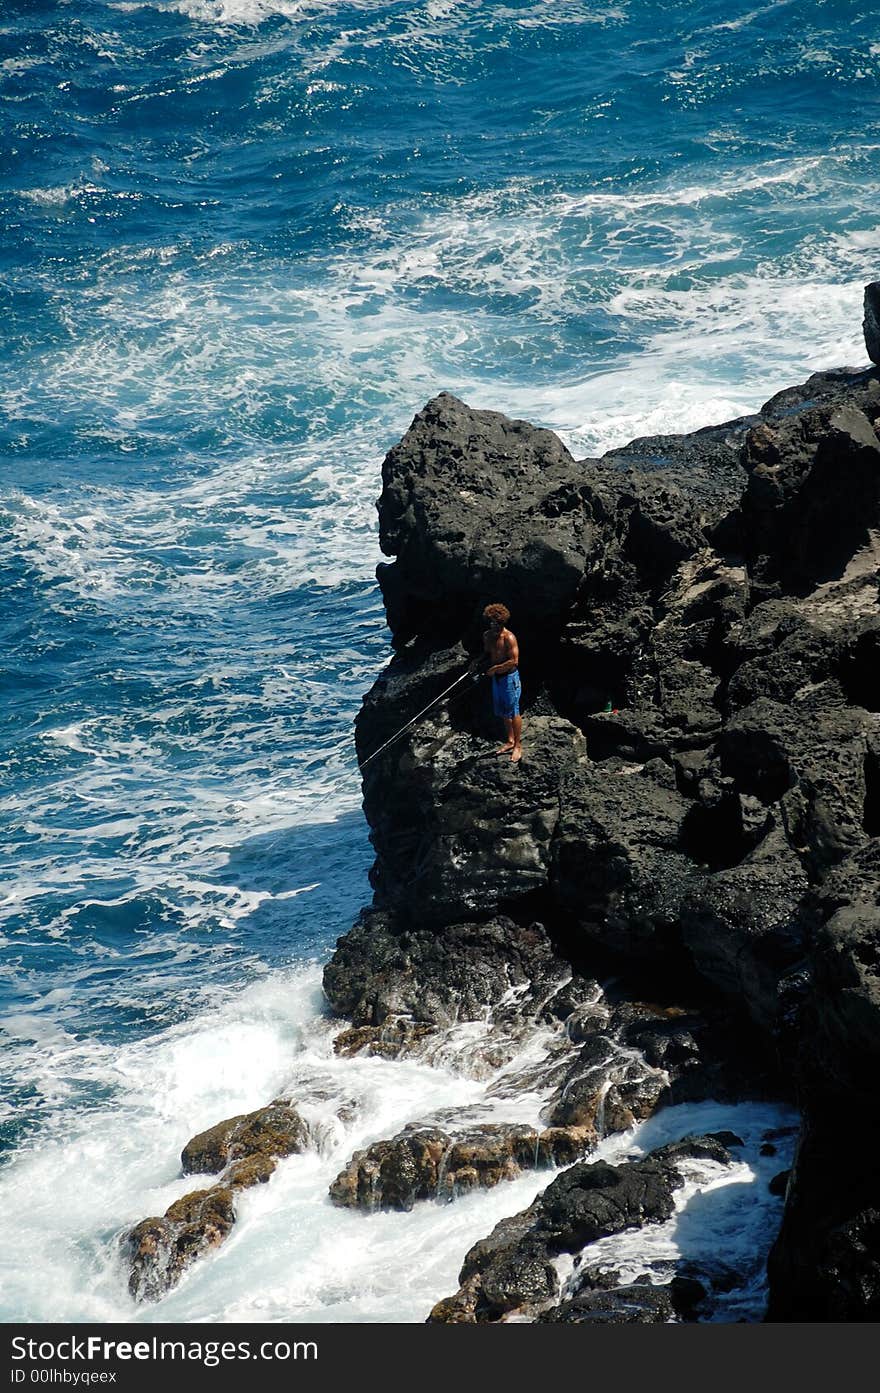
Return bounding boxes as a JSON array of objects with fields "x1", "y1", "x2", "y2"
[
  {"x1": 540, "y1": 1281, "x2": 679, "y2": 1324},
  {"x1": 542, "y1": 1268, "x2": 708, "y2": 1324}
]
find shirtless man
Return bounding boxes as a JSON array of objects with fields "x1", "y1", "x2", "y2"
[{"x1": 483, "y1": 602, "x2": 522, "y2": 763}]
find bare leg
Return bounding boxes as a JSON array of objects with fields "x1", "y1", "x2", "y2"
[
  {"x1": 510, "y1": 714, "x2": 523, "y2": 762},
  {"x1": 496, "y1": 716, "x2": 514, "y2": 754}
]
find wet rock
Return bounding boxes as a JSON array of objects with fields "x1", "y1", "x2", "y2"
[
  {"x1": 429, "y1": 1137, "x2": 727, "y2": 1322},
  {"x1": 330, "y1": 1127, "x2": 448, "y2": 1212},
  {"x1": 181, "y1": 1100, "x2": 310, "y2": 1176},
  {"x1": 707, "y1": 1131, "x2": 744, "y2": 1148},
  {"x1": 481, "y1": 1252, "x2": 559, "y2": 1315},
  {"x1": 669, "y1": 1275, "x2": 710, "y2": 1319},
  {"x1": 544, "y1": 998, "x2": 763, "y2": 1133},
  {"x1": 323, "y1": 912, "x2": 567, "y2": 1033},
  {"x1": 124, "y1": 1099, "x2": 313, "y2": 1302},
  {"x1": 541, "y1": 977, "x2": 607, "y2": 1031},
  {"x1": 331, "y1": 1021, "x2": 434, "y2": 1059},
  {"x1": 126, "y1": 1187, "x2": 236, "y2": 1303},
  {"x1": 649, "y1": 1133, "x2": 734, "y2": 1166},
  {"x1": 329, "y1": 1121, "x2": 594, "y2": 1212},
  {"x1": 457, "y1": 1201, "x2": 543, "y2": 1288},
  {"x1": 544, "y1": 1045, "x2": 665, "y2": 1133},
  {"x1": 769, "y1": 1170, "x2": 790, "y2": 1198},
  {"x1": 535, "y1": 1156, "x2": 681, "y2": 1251},
  {"x1": 425, "y1": 1275, "x2": 491, "y2": 1324},
  {"x1": 541, "y1": 1281, "x2": 678, "y2": 1324},
  {"x1": 762, "y1": 1125, "x2": 798, "y2": 1144}
]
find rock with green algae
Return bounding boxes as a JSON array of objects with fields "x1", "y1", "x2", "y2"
[
  {"x1": 181, "y1": 1099, "x2": 310, "y2": 1176},
  {"x1": 123, "y1": 1098, "x2": 310, "y2": 1303}
]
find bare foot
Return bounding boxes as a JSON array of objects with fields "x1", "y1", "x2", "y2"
[
  {"x1": 495, "y1": 742, "x2": 514, "y2": 755},
  {"x1": 510, "y1": 746, "x2": 523, "y2": 763}
]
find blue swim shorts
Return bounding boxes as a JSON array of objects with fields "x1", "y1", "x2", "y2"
[{"x1": 492, "y1": 670, "x2": 522, "y2": 718}]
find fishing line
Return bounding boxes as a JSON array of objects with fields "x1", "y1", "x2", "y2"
[{"x1": 295, "y1": 663, "x2": 486, "y2": 821}]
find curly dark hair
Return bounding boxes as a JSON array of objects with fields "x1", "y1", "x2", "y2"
[{"x1": 483, "y1": 602, "x2": 510, "y2": 625}]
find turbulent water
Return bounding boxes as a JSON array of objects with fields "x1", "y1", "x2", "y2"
[{"x1": 0, "y1": 0, "x2": 876, "y2": 1323}]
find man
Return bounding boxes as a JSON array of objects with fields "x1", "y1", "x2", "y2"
[{"x1": 483, "y1": 602, "x2": 522, "y2": 762}]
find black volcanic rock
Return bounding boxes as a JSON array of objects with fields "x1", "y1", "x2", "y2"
[
  {"x1": 738, "y1": 403, "x2": 880, "y2": 599},
  {"x1": 375, "y1": 392, "x2": 598, "y2": 646},
  {"x1": 534, "y1": 1156, "x2": 681, "y2": 1250},
  {"x1": 323, "y1": 912, "x2": 566, "y2": 1030},
  {"x1": 361, "y1": 709, "x2": 588, "y2": 922},
  {"x1": 769, "y1": 1170, "x2": 790, "y2": 1198},
  {"x1": 549, "y1": 756, "x2": 696, "y2": 964},
  {"x1": 325, "y1": 336, "x2": 880, "y2": 1322},
  {"x1": 865, "y1": 282, "x2": 880, "y2": 366},
  {"x1": 540, "y1": 1282, "x2": 678, "y2": 1324},
  {"x1": 768, "y1": 1114, "x2": 880, "y2": 1321},
  {"x1": 429, "y1": 1137, "x2": 729, "y2": 1322}
]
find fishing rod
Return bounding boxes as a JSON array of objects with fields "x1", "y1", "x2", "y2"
[
  {"x1": 358, "y1": 663, "x2": 484, "y2": 772},
  {"x1": 290, "y1": 661, "x2": 484, "y2": 822}
]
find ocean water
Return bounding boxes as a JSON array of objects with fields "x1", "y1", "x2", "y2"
[{"x1": 0, "y1": 0, "x2": 876, "y2": 1323}]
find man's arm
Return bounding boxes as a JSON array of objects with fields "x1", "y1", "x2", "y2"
[{"x1": 487, "y1": 632, "x2": 519, "y2": 677}]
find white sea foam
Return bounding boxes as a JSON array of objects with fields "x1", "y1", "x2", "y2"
[
  {"x1": 0, "y1": 424, "x2": 383, "y2": 607},
  {"x1": 162, "y1": 0, "x2": 319, "y2": 22},
  {"x1": 553, "y1": 1100, "x2": 798, "y2": 1322},
  {"x1": 19, "y1": 182, "x2": 106, "y2": 207},
  {"x1": 6, "y1": 149, "x2": 873, "y2": 484},
  {"x1": 0, "y1": 962, "x2": 797, "y2": 1322},
  {"x1": 493, "y1": 3, "x2": 626, "y2": 28},
  {"x1": 699, "y1": 0, "x2": 795, "y2": 37}
]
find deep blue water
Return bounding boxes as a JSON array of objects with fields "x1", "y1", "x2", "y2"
[{"x1": 0, "y1": 0, "x2": 878, "y2": 1313}]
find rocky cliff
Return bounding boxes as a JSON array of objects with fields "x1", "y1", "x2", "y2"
[{"x1": 323, "y1": 284, "x2": 880, "y2": 1321}]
